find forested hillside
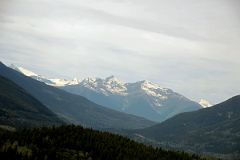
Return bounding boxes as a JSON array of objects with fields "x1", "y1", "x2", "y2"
[
  {"x1": 135, "y1": 96, "x2": 240, "y2": 158},
  {"x1": 0, "y1": 125, "x2": 216, "y2": 160}
]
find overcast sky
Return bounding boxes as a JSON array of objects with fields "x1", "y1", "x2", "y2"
[{"x1": 0, "y1": 0, "x2": 240, "y2": 104}]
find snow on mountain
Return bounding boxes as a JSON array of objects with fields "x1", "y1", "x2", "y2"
[
  {"x1": 77, "y1": 77, "x2": 171, "y2": 100},
  {"x1": 199, "y1": 99, "x2": 212, "y2": 108},
  {"x1": 10, "y1": 64, "x2": 202, "y2": 122},
  {"x1": 49, "y1": 78, "x2": 80, "y2": 87},
  {"x1": 9, "y1": 64, "x2": 55, "y2": 85},
  {"x1": 136, "y1": 80, "x2": 169, "y2": 99},
  {"x1": 79, "y1": 76, "x2": 127, "y2": 96},
  {"x1": 61, "y1": 76, "x2": 201, "y2": 122},
  {"x1": 10, "y1": 64, "x2": 39, "y2": 77},
  {"x1": 9, "y1": 64, "x2": 169, "y2": 100},
  {"x1": 10, "y1": 64, "x2": 80, "y2": 87}
]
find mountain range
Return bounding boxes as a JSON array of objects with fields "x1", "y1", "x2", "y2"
[
  {"x1": 10, "y1": 64, "x2": 205, "y2": 122},
  {"x1": 0, "y1": 62, "x2": 154, "y2": 129},
  {"x1": 1, "y1": 62, "x2": 239, "y2": 159}
]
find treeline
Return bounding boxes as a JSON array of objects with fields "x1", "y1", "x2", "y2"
[{"x1": 0, "y1": 125, "x2": 217, "y2": 160}]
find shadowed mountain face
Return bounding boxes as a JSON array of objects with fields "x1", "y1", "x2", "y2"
[
  {"x1": 0, "y1": 62, "x2": 155, "y2": 129},
  {"x1": 135, "y1": 95, "x2": 240, "y2": 156},
  {"x1": 0, "y1": 76, "x2": 63, "y2": 128}
]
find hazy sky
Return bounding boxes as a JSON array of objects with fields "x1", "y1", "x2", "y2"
[{"x1": 0, "y1": 0, "x2": 240, "y2": 103}]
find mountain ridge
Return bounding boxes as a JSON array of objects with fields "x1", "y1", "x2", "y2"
[
  {"x1": 10, "y1": 64, "x2": 202, "y2": 122},
  {"x1": 134, "y1": 95, "x2": 240, "y2": 157},
  {"x1": 0, "y1": 62, "x2": 155, "y2": 129},
  {"x1": 10, "y1": 64, "x2": 80, "y2": 87},
  {"x1": 62, "y1": 76, "x2": 203, "y2": 122}
]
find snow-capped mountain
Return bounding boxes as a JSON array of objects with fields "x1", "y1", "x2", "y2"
[
  {"x1": 62, "y1": 76, "x2": 202, "y2": 122},
  {"x1": 11, "y1": 64, "x2": 202, "y2": 122},
  {"x1": 79, "y1": 76, "x2": 128, "y2": 96},
  {"x1": 10, "y1": 64, "x2": 80, "y2": 87},
  {"x1": 199, "y1": 99, "x2": 212, "y2": 108},
  {"x1": 10, "y1": 64, "x2": 39, "y2": 77},
  {"x1": 49, "y1": 78, "x2": 80, "y2": 87}
]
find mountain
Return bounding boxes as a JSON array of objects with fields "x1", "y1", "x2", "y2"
[
  {"x1": 0, "y1": 62, "x2": 154, "y2": 129},
  {"x1": 10, "y1": 64, "x2": 80, "y2": 87},
  {"x1": 0, "y1": 75, "x2": 63, "y2": 128},
  {"x1": 10, "y1": 65, "x2": 202, "y2": 122},
  {"x1": 199, "y1": 99, "x2": 212, "y2": 108},
  {"x1": 61, "y1": 76, "x2": 202, "y2": 122},
  {"x1": 134, "y1": 95, "x2": 240, "y2": 157}
]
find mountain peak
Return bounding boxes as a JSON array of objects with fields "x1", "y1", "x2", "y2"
[
  {"x1": 199, "y1": 99, "x2": 212, "y2": 108},
  {"x1": 105, "y1": 75, "x2": 117, "y2": 82},
  {"x1": 10, "y1": 64, "x2": 39, "y2": 77},
  {"x1": 9, "y1": 64, "x2": 80, "y2": 87},
  {"x1": 139, "y1": 80, "x2": 151, "y2": 84},
  {"x1": 138, "y1": 80, "x2": 165, "y2": 91},
  {"x1": 105, "y1": 75, "x2": 125, "y2": 85},
  {"x1": 105, "y1": 75, "x2": 115, "y2": 80}
]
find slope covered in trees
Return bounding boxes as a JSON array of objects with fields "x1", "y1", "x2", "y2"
[
  {"x1": 0, "y1": 125, "x2": 216, "y2": 160},
  {"x1": 135, "y1": 96, "x2": 240, "y2": 157}
]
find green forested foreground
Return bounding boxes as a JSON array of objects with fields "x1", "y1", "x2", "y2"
[{"x1": 0, "y1": 125, "x2": 217, "y2": 160}]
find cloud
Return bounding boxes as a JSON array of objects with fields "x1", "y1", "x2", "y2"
[{"x1": 0, "y1": 0, "x2": 240, "y2": 103}]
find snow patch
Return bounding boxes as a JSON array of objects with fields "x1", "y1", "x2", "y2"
[
  {"x1": 79, "y1": 76, "x2": 128, "y2": 96},
  {"x1": 199, "y1": 99, "x2": 212, "y2": 108},
  {"x1": 10, "y1": 64, "x2": 39, "y2": 77},
  {"x1": 9, "y1": 64, "x2": 80, "y2": 87}
]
